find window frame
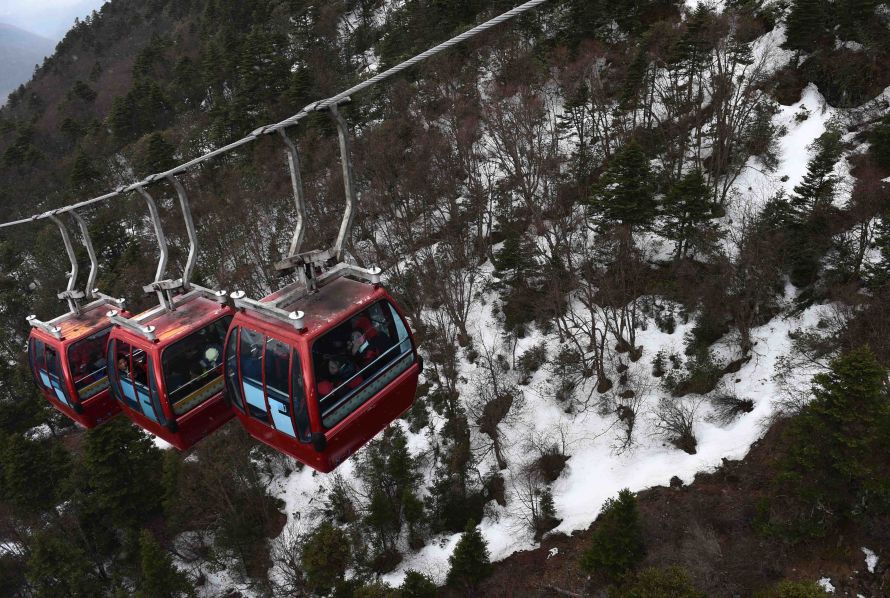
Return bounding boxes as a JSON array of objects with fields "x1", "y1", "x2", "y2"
[
  {"x1": 159, "y1": 315, "x2": 232, "y2": 418},
  {"x1": 226, "y1": 326, "x2": 310, "y2": 443},
  {"x1": 310, "y1": 300, "x2": 415, "y2": 430},
  {"x1": 66, "y1": 327, "x2": 112, "y2": 402}
]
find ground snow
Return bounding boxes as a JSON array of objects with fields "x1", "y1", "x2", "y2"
[
  {"x1": 817, "y1": 577, "x2": 836, "y2": 593},
  {"x1": 863, "y1": 547, "x2": 878, "y2": 574}
]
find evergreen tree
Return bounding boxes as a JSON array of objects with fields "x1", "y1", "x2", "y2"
[
  {"x1": 301, "y1": 521, "x2": 350, "y2": 595},
  {"x1": 1, "y1": 435, "x2": 70, "y2": 516},
  {"x1": 784, "y1": 0, "x2": 831, "y2": 52},
  {"x1": 355, "y1": 425, "x2": 424, "y2": 560},
  {"x1": 401, "y1": 570, "x2": 437, "y2": 597},
  {"x1": 136, "y1": 530, "x2": 194, "y2": 598},
  {"x1": 70, "y1": 149, "x2": 101, "y2": 192},
  {"x1": 588, "y1": 141, "x2": 657, "y2": 233},
  {"x1": 580, "y1": 489, "x2": 646, "y2": 581},
  {"x1": 869, "y1": 115, "x2": 890, "y2": 169},
  {"x1": 26, "y1": 529, "x2": 103, "y2": 598},
  {"x1": 791, "y1": 128, "x2": 843, "y2": 215},
  {"x1": 80, "y1": 418, "x2": 164, "y2": 529},
  {"x1": 661, "y1": 169, "x2": 719, "y2": 259},
  {"x1": 781, "y1": 347, "x2": 890, "y2": 530},
  {"x1": 446, "y1": 519, "x2": 492, "y2": 592},
  {"x1": 137, "y1": 133, "x2": 176, "y2": 177}
]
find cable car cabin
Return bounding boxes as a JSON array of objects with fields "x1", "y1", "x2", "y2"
[
  {"x1": 27, "y1": 301, "x2": 129, "y2": 428},
  {"x1": 225, "y1": 277, "x2": 421, "y2": 473},
  {"x1": 105, "y1": 294, "x2": 235, "y2": 450}
]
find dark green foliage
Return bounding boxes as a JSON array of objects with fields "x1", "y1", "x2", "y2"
[
  {"x1": 446, "y1": 519, "x2": 492, "y2": 592},
  {"x1": 69, "y1": 149, "x2": 101, "y2": 192},
  {"x1": 67, "y1": 80, "x2": 98, "y2": 103},
  {"x1": 791, "y1": 129, "x2": 843, "y2": 215},
  {"x1": 80, "y1": 418, "x2": 164, "y2": 528},
  {"x1": 401, "y1": 570, "x2": 438, "y2": 597},
  {"x1": 771, "y1": 347, "x2": 890, "y2": 538},
  {"x1": 136, "y1": 133, "x2": 176, "y2": 177},
  {"x1": 136, "y1": 530, "x2": 194, "y2": 598},
  {"x1": 301, "y1": 521, "x2": 351, "y2": 595},
  {"x1": 26, "y1": 530, "x2": 104, "y2": 598},
  {"x1": 754, "y1": 580, "x2": 831, "y2": 597},
  {"x1": 661, "y1": 169, "x2": 720, "y2": 259},
  {"x1": 108, "y1": 79, "x2": 173, "y2": 144},
  {"x1": 588, "y1": 141, "x2": 657, "y2": 232},
  {"x1": 612, "y1": 566, "x2": 706, "y2": 597},
  {"x1": 356, "y1": 425, "x2": 425, "y2": 568},
  {"x1": 3, "y1": 126, "x2": 42, "y2": 166},
  {"x1": 580, "y1": 489, "x2": 646, "y2": 581},
  {"x1": 0, "y1": 434, "x2": 70, "y2": 515},
  {"x1": 869, "y1": 115, "x2": 890, "y2": 169},
  {"x1": 784, "y1": 0, "x2": 831, "y2": 52}
]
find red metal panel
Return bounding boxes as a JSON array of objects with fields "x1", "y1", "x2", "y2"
[{"x1": 108, "y1": 299, "x2": 236, "y2": 450}]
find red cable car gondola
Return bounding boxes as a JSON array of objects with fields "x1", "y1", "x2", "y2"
[
  {"x1": 26, "y1": 212, "x2": 128, "y2": 428},
  {"x1": 104, "y1": 178, "x2": 234, "y2": 450},
  {"x1": 224, "y1": 105, "x2": 421, "y2": 472}
]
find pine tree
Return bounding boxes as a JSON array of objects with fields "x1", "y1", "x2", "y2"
[
  {"x1": 301, "y1": 521, "x2": 350, "y2": 595},
  {"x1": 81, "y1": 418, "x2": 164, "y2": 529},
  {"x1": 869, "y1": 115, "x2": 890, "y2": 169},
  {"x1": 137, "y1": 133, "x2": 176, "y2": 177},
  {"x1": 136, "y1": 530, "x2": 194, "y2": 598},
  {"x1": 588, "y1": 141, "x2": 657, "y2": 233},
  {"x1": 791, "y1": 128, "x2": 843, "y2": 215},
  {"x1": 26, "y1": 529, "x2": 103, "y2": 597},
  {"x1": 446, "y1": 519, "x2": 492, "y2": 592},
  {"x1": 661, "y1": 169, "x2": 719, "y2": 259},
  {"x1": 401, "y1": 570, "x2": 437, "y2": 597},
  {"x1": 70, "y1": 149, "x2": 100, "y2": 192},
  {"x1": 784, "y1": 0, "x2": 831, "y2": 52},
  {"x1": 1, "y1": 435, "x2": 70, "y2": 516},
  {"x1": 580, "y1": 489, "x2": 646, "y2": 581},
  {"x1": 782, "y1": 347, "x2": 890, "y2": 527}
]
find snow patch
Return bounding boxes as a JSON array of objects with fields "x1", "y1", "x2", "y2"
[
  {"x1": 862, "y1": 546, "x2": 878, "y2": 573},
  {"x1": 817, "y1": 577, "x2": 835, "y2": 593}
]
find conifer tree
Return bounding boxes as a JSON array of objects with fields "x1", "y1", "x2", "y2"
[
  {"x1": 136, "y1": 530, "x2": 194, "y2": 598},
  {"x1": 783, "y1": 347, "x2": 890, "y2": 526},
  {"x1": 869, "y1": 115, "x2": 890, "y2": 169},
  {"x1": 137, "y1": 133, "x2": 176, "y2": 177},
  {"x1": 401, "y1": 570, "x2": 437, "y2": 597},
  {"x1": 81, "y1": 418, "x2": 164, "y2": 529},
  {"x1": 301, "y1": 521, "x2": 350, "y2": 595},
  {"x1": 791, "y1": 128, "x2": 843, "y2": 215},
  {"x1": 446, "y1": 519, "x2": 492, "y2": 592},
  {"x1": 1, "y1": 435, "x2": 70, "y2": 516},
  {"x1": 70, "y1": 149, "x2": 100, "y2": 192},
  {"x1": 588, "y1": 141, "x2": 656, "y2": 233},
  {"x1": 661, "y1": 169, "x2": 719, "y2": 259},
  {"x1": 26, "y1": 529, "x2": 103, "y2": 597},
  {"x1": 784, "y1": 0, "x2": 830, "y2": 52},
  {"x1": 580, "y1": 489, "x2": 646, "y2": 581}
]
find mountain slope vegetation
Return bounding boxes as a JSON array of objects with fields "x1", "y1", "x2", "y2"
[{"x1": 0, "y1": 0, "x2": 889, "y2": 596}]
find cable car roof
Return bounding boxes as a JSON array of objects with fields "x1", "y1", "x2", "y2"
[
  {"x1": 243, "y1": 277, "x2": 380, "y2": 337},
  {"x1": 32, "y1": 300, "x2": 116, "y2": 343},
  {"x1": 126, "y1": 295, "x2": 230, "y2": 345}
]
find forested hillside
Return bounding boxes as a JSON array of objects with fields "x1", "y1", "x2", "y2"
[{"x1": 1, "y1": 0, "x2": 889, "y2": 596}]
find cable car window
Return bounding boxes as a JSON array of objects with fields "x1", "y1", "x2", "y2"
[
  {"x1": 312, "y1": 301, "x2": 414, "y2": 429},
  {"x1": 240, "y1": 328, "x2": 267, "y2": 420},
  {"x1": 266, "y1": 338, "x2": 295, "y2": 438},
  {"x1": 148, "y1": 364, "x2": 166, "y2": 426},
  {"x1": 67, "y1": 328, "x2": 111, "y2": 401},
  {"x1": 29, "y1": 338, "x2": 50, "y2": 390},
  {"x1": 292, "y1": 349, "x2": 311, "y2": 443},
  {"x1": 132, "y1": 350, "x2": 160, "y2": 424},
  {"x1": 162, "y1": 315, "x2": 231, "y2": 417},
  {"x1": 44, "y1": 345, "x2": 74, "y2": 408},
  {"x1": 113, "y1": 340, "x2": 141, "y2": 413},
  {"x1": 224, "y1": 328, "x2": 245, "y2": 413}
]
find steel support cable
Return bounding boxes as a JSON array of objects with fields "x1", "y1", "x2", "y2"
[{"x1": 0, "y1": 0, "x2": 552, "y2": 230}]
